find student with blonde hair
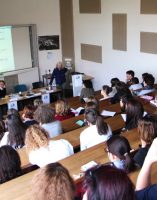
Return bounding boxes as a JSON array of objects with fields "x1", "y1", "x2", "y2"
[
  {"x1": 32, "y1": 162, "x2": 75, "y2": 200},
  {"x1": 54, "y1": 99, "x2": 75, "y2": 121},
  {"x1": 25, "y1": 125, "x2": 74, "y2": 167}
]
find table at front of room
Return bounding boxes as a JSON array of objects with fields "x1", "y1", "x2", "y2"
[{"x1": 0, "y1": 87, "x2": 62, "y2": 118}]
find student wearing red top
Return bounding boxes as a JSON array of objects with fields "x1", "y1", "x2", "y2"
[{"x1": 54, "y1": 99, "x2": 75, "y2": 121}]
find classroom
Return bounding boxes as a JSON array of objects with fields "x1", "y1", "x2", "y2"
[{"x1": 0, "y1": 0, "x2": 157, "y2": 200}]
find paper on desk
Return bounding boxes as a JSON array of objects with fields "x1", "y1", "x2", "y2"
[
  {"x1": 99, "y1": 97, "x2": 109, "y2": 101},
  {"x1": 150, "y1": 100, "x2": 157, "y2": 107},
  {"x1": 34, "y1": 92, "x2": 42, "y2": 96},
  {"x1": 121, "y1": 114, "x2": 126, "y2": 122},
  {"x1": 71, "y1": 107, "x2": 84, "y2": 116},
  {"x1": 101, "y1": 110, "x2": 116, "y2": 117}
]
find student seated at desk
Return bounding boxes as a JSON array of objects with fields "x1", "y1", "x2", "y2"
[
  {"x1": 126, "y1": 70, "x2": 135, "y2": 86},
  {"x1": 100, "y1": 85, "x2": 113, "y2": 99},
  {"x1": 22, "y1": 104, "x2": 38, "y2": 127},
  {"x1": 54, "y1": 99, "x2": 75, "y2": 121},
  {"x1": 80, "y1": 80, "x2": 95, "y2": 103},
  {"x1": 134, "y1": 73, "x2": 155, "y2": 96},
  {"x1": 33, "y1": 98, "x2": 43, "y2": 109},
  {"x1": 0, "y1": 80, "x2": 6, "y2": 99},
  {"x1": 135, "y1": 138, "x2": 157, "y2": 200},
  {"x1": 32, "y1": 162, "x2": 75, "y2": 200},
  {"x1": 110, "y1": 81, "x2": 132, "y2": 104},
  {"x1": 133, "y1": 114, "x2": 157, "y2": 168},
  {"x1": 129, "y1": 77, "x2": 143, "y2": 91},
  {"x1": 25, "y1": 125, "x2": 74, "y2": 167},
  {"x1": 83, "y1": 164, "x2": 135, "y2": 200},
  {"x1": 34, "y1": 105, "x2": 62, "y2": 138},
  {"x1": 80, "y1": 108, "x2": 112, "y2": 151},
  {"x1": 0, "y1": 145, "x2": 22, "y2": 184},
  {"x1": 0, "y1": 114, "x2": 27, "y2": 149},
  {"x1": 106, "y1": 135, "x2": 135, "y2": 173},
  {"x1": 120, "y1": 97, "x2": 144, "y2": 131}
]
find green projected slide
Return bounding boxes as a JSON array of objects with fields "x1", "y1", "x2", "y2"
[{"x1": 0, "y1": 26, "x2": 15, "y2": 73}]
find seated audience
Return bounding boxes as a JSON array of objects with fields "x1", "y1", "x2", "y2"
[
  {"x1": 106, "y1": 135, "x2": 135, "y2": 173},
  {"x1": 80, "y1": 108, "x2": 112, "y2": 151},
  {"x1": 121, "y1": 98, "x2": 144, "y2": 130},
  {"x1": 0, "y1": 80, "x2": 6, "y2": 99},
  {"x1": 101, "y1": 85, "x2": 113, "y2": 99},
  {"x1": 32, "y1": 162, "x2": 75, "y2": 200},
  {"x1": 110, "y1": 77, "x2": 120, "y2": 96},
  {"x1": 133, "y1": 114, "x2": 157, "y2": 168},
  {"x1": 129, "y1": 77, "x2": 143, "y2": 91},
  {"x1": 33, "y1": 98, "x2": 43, "y2": 109},
  {"x1": 22, "y1": 104, "x2": 38, "y2": 127},
  {"x1": 110, "y1": 81, "x2": 132, "y2": 104},
  {"x1": 0, "y1": 114, "x2": 27, "y2": 148},
  {"x1": 34, "y1": 105, "x2": 62, "y2": 138},
  {"x1": 141, "y1": 72, "x2": 149, "y2": 87},
  {"x1": 126, "y1": 70, "x2": 135, "y2": 86},
  {"x1": 0, "y1": 145, "x2": 22, "y2": 184},
  {"x1": 0, "y1": 120, "x2": 5, "y2": 141},
  {"x1": 25, "y1": 125, "x2": 74, "y2": 167},
  {"x1": 134, "y1": 73, "x2": 155, "y2": 96},
  {"x1": 135, "y1": 138, "x2": 157, "y2": 200},
  {"x1": 54, "y1": 99, "x2": 75, "y2": 121},
  {"x1": 80, "y1": 80, "x2": 95, "y2": 103},
  {"x1": 83, "y1": 164, "x2": 135, "y2": 200}
]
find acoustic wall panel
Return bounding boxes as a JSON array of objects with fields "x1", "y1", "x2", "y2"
[
  {"x1": 140, "y1": 32, "x2": 157, "y2": 54},
  {"x1": 112, "y1": 14, "x2": 127, "y2": 51},
  {"x1": 79, "y1": 0, "x2": 101, "y2": 13},
  {"x1": 81, "y1": 43, "x2": 102, "y2": 63},
  {"x1": 4, "y1": 74, "x2": 18, "y2": 94},
  {"x1": 141, "y1": 0, "x2": 157, "y2": 14}
]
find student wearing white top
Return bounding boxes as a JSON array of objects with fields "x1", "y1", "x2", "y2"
[
  {"x1": 34, "y1": 104, "x2": 62, "y2": 138},
  {"x1": 129, "y1": 77, "x2": 143, "y2": 91},
  {"x1": 0, "y1": 114, "x2": 27, "y2": 149},
  {"x1": 80, "y1": 108, "x2": 112, "y2": 151},
  {"x1": 25, "y1": 125, "x2": 74, "y2": 167}
]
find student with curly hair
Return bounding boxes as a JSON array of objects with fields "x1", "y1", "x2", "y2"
[{"x1": 25, "y1": 125, "x2": 73, "y2": 167}]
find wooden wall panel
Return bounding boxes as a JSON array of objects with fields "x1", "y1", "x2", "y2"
[
  {"x1": 141, "y1": 0, "x2": 157, "y2": 14},
  {"x1": 140, "y1": 32, "x2": 157, "y2": 54},
  {"x1": 81, "y1": 43, "x2": 102, "y2": 63},
  {"x1": 79, "y1": 0, "x2": 101, "y2": 13},
  {"x1": 112, "y1": 14, "x2": 127, "y2": 51}
]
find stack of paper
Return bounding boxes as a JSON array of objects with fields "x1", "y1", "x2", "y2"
[{"x1": 101, "y1": 110, "x2": 116, "y2": 117}]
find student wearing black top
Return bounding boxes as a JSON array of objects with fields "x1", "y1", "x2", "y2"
[{"x1": 0, "y1": 80, "x2": 6, "y2": 99}]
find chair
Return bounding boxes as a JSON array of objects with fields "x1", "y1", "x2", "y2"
[
  {"x1": 14, "y1": 84, "x2": 27, "y2": 93},
  {"x1": 32, "y1": 81, "x2": 43, "y2": 89}
]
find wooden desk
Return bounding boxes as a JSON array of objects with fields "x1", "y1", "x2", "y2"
[
  {"x1": 1, "y1": 131, "x2": 153, "y2": 200},
  {"x1": 18, "y1": 114, "x2": 125, "y2": 168}
]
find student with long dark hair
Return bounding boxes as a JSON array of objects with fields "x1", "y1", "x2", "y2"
[
  {"x1": 125, "y1": 98, "x2": 144, "y2": 130},
  {"x1": 83, "y1": 164, "x2": 135, "y2": 200},
  {"x1": 106, "y1": 135, "x2": 135, "y2": 173},
  {"x1": 110, "y1": 81, "x2": 132, "y2": 104},
  {"x1": 0, "y1": 114, "x2": 27, "y2": 148},
  {"x1": 0, "y1": 145, "x2": 22, "y2": 184},
  {"x1": 80, "y1": 80, "x2": 95, "y2": 103},
  {"x1": 80, "y1": 108, "x2": 112, "y2": 151}
]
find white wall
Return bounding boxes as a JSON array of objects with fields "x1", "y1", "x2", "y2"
[
  {"x1": 0, "y1": 0, "x2": 62, "y2": 84},
  {"x1": 73, "y1": 0, "x2": 157, "y2": 90}
]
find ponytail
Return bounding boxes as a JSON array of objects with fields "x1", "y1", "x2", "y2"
[
  {"x1": 96, "y1": 116, "x2": 109, "y2": 135},
  {"x1": 124, "y1": 152, "x2": 134, "y2": 173}
]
